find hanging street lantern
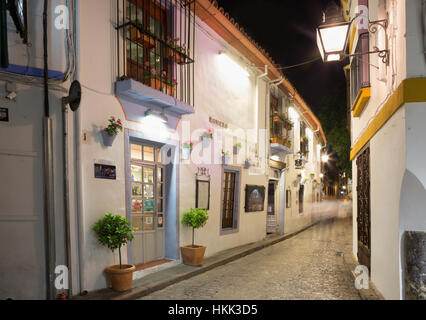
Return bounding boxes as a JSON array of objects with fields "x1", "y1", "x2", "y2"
[
  {"x1": 316, "y1": 2, "x2": 350, "y2": 62},
  {"x1": 316, "y1": 2, "x2": 390, "y2": 64}
]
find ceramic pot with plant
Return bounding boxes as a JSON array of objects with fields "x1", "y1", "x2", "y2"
[
  {"x1": 233, "y1": 142, "x2": 242, "y2": 155},
  {"x1": 93, "y1": 213, "x2": 137, "y2": 292},
  {"x1": 181, "y1": 141, "x2": 193, "y2": 160},
  {"x1": 201, "y1": 129, "x2": 213, "y2": 148},
  {"x1": 180, "y1": 208, "x2": 209, "y2": 266},
  {"x1": 222, "y1": 151, "x2": 231, "y2": 165},
  {"x1": 297, "y1": 174, "x2": 302, "y2": 183},
  {"x1": 102, "y1": 117, "x2": 123, "y2": 147}
]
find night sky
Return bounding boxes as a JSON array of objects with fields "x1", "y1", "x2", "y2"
[{"x1": 216, "y1": 0, "x2": 347, "y2": 114}]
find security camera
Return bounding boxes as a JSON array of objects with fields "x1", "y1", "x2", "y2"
[{"x1": 6, "y1": 91, "x2": 17, "y2": 101}]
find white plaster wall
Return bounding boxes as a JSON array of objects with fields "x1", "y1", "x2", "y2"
[
  {"x1": 177, "y1": 19, "x2": 268, "y2": 257},
  {"x1": 400, "y1": 102, "x2": 426, "y2": 299},
  {"x1": 351, "y1": 0, "x2": 407, "y2": 146},
  {"x1": 369, "y1": 107, "x2": 405, "y2": 300},
  {"x1": 405, "y1": 0, "x2": 426, "y2": 77},
  {"x1": 4, "y1": 0, "x2": 68, "y2": 74},
  {"x1": 76, "y1": 0, "x2": 128, "y2": 292},
  {"x1": 349, "y1": 0, "x2": 426, "y2": 300}
]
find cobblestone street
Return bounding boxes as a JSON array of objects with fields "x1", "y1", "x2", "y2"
[{"x1": 141, "y1": 206, "x2": 361, "y2": 300}]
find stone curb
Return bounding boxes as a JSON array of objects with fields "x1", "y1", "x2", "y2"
[{"x1": 74, "y1": 220, "x2": 321, "y2": 300}]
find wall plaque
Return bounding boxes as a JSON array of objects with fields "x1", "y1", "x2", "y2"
[
  {"x1": 0, "y1": 108, "x2": 9, "y2": 122},
  {"x1": 245, "y1": 185, "x2": 266, "y2": 212},
  {"x1": 94, "y1": 164, "x2": 117, "y2": 180}
]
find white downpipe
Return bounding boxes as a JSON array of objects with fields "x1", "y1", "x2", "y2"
[{"x1": 255, "y1": 65, "x2": 268, "y2": 141}]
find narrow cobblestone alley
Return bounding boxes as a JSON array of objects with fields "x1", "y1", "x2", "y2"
[{"x1": 140, "y1": 202, "x2": 361, "y2": 300}]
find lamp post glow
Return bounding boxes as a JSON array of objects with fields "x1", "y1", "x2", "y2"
[
  {"x1": 321, "y1": 155, "x2": 329, "y2": 163},
  {"x1": 316, "y1": 2, "x2": 350, "y2": 62}
]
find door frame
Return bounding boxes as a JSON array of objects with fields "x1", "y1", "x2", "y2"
[
  {"x1": 219, "y1": 166, "x2": 241, "y2": 235},
  {"x1": 356, "y1": 146, "x2": 371, "y2": 271},
  {"x1": 125, "y1": 129, "x2": 179, "y2": 265}
]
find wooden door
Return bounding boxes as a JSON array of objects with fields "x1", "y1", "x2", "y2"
[
  {"x1": 356, "y1": 147, "x2": 371, "y2": 270},
  {"x1": 222, "y1": 171, "x2": 236, "y2": 229}
]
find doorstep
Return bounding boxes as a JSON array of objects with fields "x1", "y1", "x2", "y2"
[{"x1": 73, "y1": 222, "x2": 318, "y2": 300}]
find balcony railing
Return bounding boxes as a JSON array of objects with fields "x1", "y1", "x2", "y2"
[{"x1": 116, "y1": 0, "x2": 196, "y2": 106}]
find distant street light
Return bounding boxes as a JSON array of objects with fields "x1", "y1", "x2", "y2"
[{"x1": 321, "y1": 155, "x2": 329, "y2": 163}]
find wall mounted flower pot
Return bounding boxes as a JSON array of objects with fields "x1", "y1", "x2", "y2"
[
  {"x1": 202, "y1": 137, "x2": 211, "y2": 149},
  {"x1": 233, "y1": 145, "x2": 241, "y2": 155},
  {"x1": 102, "y1": 131, "x2": 117, "y2": 147},
  {"x1": 105, "y1": 264, "x2": 136, "y2": 292},
  {"x1": 222, "y1": 156, "x2": 231, "y2": 165},
  {"x1": 182, "y1": 147, "x2": 191, "y2": 160},
  {"x1": 244, "y1": 160, "x2": 252, "y2": 169},
  {"x1": 181, "y1": 245, "x2": 206, "y2": 267}
]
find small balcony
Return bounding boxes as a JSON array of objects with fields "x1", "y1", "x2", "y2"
[
  {"x1": 270, "y1": 110, "x2": 294, "y2": 160},
  {"x1": 116, "y1": 0, "x2": 195, "y2": 111}
]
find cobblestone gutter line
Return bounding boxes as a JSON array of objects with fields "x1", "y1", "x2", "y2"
[
  {"x1": 74, "y1": 220, "x2": 322, "y2": 300},
  {"x1": 343, "y1": 253, "x2": 385, "y2": 300}
]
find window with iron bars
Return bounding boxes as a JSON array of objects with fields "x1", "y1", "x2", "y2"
[
  {"x1": 350, "y1": 33, "x2": 370, "y2": 107},
  {"x1": 117, "y1": 0, "x2": 195, "y2": 106}
]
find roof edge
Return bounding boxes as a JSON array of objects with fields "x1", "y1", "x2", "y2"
[{"x1": 194, "y1": 0, "x2": 327, "y2": 145}]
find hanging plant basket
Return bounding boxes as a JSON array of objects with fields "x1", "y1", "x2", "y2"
[
  {"x1": 202, "y1": 136, "x2": 211, "y2": 149},
  {"x1": 102, "y1": 131, "x2": 117, "y2": 147},
  {"x1": 222, "y1": 155, "x2": 231, "y2": 165}
]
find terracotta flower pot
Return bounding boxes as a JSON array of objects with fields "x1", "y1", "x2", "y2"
[
  {"x1": 105, "y1": 264, "x2": 136, "y2": 292},
  {"x1": 181, "y1": 245, "x2": 206, "y2": 267}
]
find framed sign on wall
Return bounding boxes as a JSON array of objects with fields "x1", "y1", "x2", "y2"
[
  {"x1": 94, "y1": 164, "x2": 117, "y2": 180},
  {"x1": 196, "y1": 167, "x2": 210, "y2": 210},
  {"x1": 245, "y1": 185, "x2": 266, "y2": 212}
]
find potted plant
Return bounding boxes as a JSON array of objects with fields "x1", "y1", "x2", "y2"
[
  {"x1": 201, "y1": 129, "x2": 213, "y2": 148},
  {"x1": 310, "y1": 173, "x2": 315, "y2": 180},
  {"x1": 93, "y1": 213, "x2": 137, "y2": 292},
  {"x1": 293, "y1": 179, "x2": 300, "y2": 188},
  {"x1": 180, "y1": 208, "x2": 209, "y2": 266},
  {"x1": 284, "y1": 138, "x2": 292, "y2": 148},
  {"x1": 181, "y1": 141, "x2": 193, "y2": 160},
  {"x1": 244, "y1": 158, "x2": 253, "y2": 169},
  {"x1": 222, "y1": 150, "x2": 231, "y2": 165},
  {"x1": 297, "y1": 174, "x2": 302, "y2": 183},
  {"x1": 233, "y1": 142, "x2": 242, "y2": 155},
  {"x1": 102, "y1": 117, "x2": 123, "y2": 147}
]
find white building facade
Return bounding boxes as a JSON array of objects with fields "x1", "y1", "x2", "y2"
[
  {"x1": 0, "y1": 0, "x2": 326, "y2": 299},
  {"x1": 345, "y1": 0, "x2": 426, "y2": 300}
]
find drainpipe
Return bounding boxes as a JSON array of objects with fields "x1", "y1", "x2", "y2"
[
  {"x1": 62, "y1": 100, "x2": 72, "y2": 298},
  {"x1": 422, "y1": 0, "x2": 426, "y2": 61},
  {"x1": 42, "y1": 0, "x2": 56, "y2": 300},
  {"x1": 73, "y1": 0, "x2": 87, "y2": 297},
  {"x1": 255, "y1": 65, "x2": 268, "y2": 140},
  {"x1": 0, "y1": 0, "x2": 9, "y2": 68}
]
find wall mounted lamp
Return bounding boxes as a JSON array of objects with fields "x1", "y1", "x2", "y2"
[
  {"x1": 144, "y1": 109, "x2": 168, "y2": 123},
  {"x1": 316, "y1": 2, "x2": 389, "y2": 64}
]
